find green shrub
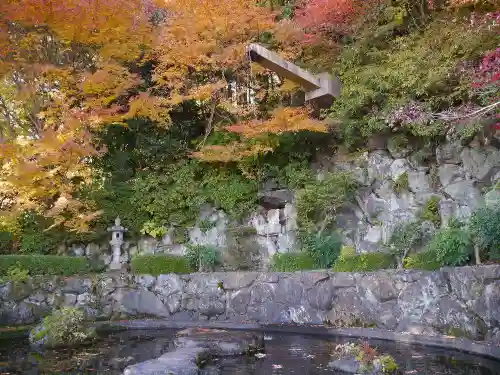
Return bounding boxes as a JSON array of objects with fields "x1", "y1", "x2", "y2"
[
  {"x1": 387, "y1": 134, "x2": 409, "y2": 155},
  {"x1": 340, "y1": 245, "x2": 356, "y2": 257},
  {"x1": 426, "y1": 228, "x2": 473, "y2": 267},
  {"x1": 329, "y1": 16, "x2": 498, "y2": 146},
  {"x1": 0, "y1": 255, "x2": 93, "y2": 277},
  {"x1": 131, "y1": 254, "x2": 193, "y2": 275},
  {"x1": 379, "y1": 354, "x2": 399, "y2": 374},
  {"x1": 469, "y1": 205, "x2": 500, "y2": 261},
  {"x1": 185, "y1": 245, "x2": 221, "y2": 271},
  {"x1": 403, "y1": 250, "x2": 441, "y2": 270},
  {"x1": 29, "y1": 307, "x2": 96, "y2": 348},
  {"x1": 393, "y1": 172, "x2": 409, "y2": 194},
  {"x1": 301, "y1": 232, "x2": 342, "y2": 269},
  {"x1": 333, "y1": 252, "x2": 395, "y2": 272},
  {"x1": 296, "y1": 171, "x2": 357, "y2": 233},
  {"x1": 0, "y1": 263, "x2": 29, "y2": 283},
  {"x1": 271, "y1": 252, "x2": 317, "y2": 272},
  {"x1": 419, "y1": 196, "x2": 441, "y2": 227},
  {"x1": 389, "y1": 221, "x2": 428, "y2": 258}
]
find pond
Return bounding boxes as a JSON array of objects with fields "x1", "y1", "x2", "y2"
[{"x1": 1, "y1": 328, "x2": 499, "y2": 374}]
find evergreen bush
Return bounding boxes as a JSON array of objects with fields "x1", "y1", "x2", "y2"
[
  {"x1": 0, "y1": 255, "x2": 94, "y2": 277},
  {"x1": 271, "y1": 252, "x2": 317, "y2": 272},
  {"x1": 333, "y1": 252, "x2": 395, "y2": 272},
  {"x1": 425, "y1": 228, "x2": 473, "y2": 267},
  {"x1": 131, "y1": 254, "x2": 193, "y2": 275}
]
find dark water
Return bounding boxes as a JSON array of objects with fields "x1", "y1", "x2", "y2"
[{"x1": 1, "y1": 329, "x2": 500, "y2": 375}]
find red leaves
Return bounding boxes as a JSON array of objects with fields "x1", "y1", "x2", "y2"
[
  {"x1": 357, "y1": 341, "x2": 378, "y2": 364},
  {"x1": 471, "y1": 48, "x2": 500, "y2": 94},
  {"x1": 295, "y1": 0, "x2": 370, "y2": 36}
]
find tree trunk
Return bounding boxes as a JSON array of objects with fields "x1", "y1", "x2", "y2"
[
  {"x1": 317, "y1": 213, "x2": 333, "y2": 238},
  {"x1": 474, "y1": 244, "x2": 481, "y2": 265}
]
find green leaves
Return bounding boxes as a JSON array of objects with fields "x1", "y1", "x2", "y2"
[
  {"x1": 0, "y1": 255, "x2": 94, "y2": 277},
  {"x1": 333, "y1": 252, "x2": 395, "y2": 272},
  {"x1": 270, "y1": 252, "x2": 317, "y2": 272},
  {"x1": 185, "y1": 245, "x2": 221, "y2": 271},
  {"x1": 301, "y1": 232, "x2": 342, "y2": 269},
  {"x1": 469, "y1": 204, "x2": 500, "y2": 261},
  {"x1": 329, "y1": 15, "x2": 499, "y2": 146},
  {"x1": 296, "y1": 171, "x2": 357, "y2": 233},
  {"x1": 131, "y1": 254, "x2": 193, "y2": 275},
  {"x1": 426, "y1": 228, "x2": 473, "y2": 267}
]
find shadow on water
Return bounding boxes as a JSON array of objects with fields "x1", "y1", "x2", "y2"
[{"x1": 1, "y1": 329, "x2": 499, "y2": 375}]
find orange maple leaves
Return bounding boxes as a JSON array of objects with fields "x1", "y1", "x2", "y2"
[
  {"x1": 296, "y1": 0, "x2": 362, "y2": 33},
  {"x1": 0, "y1": 0, "x2": 166, "y2": 230},
  {"x1": 225, "y1": 107, "x2": 328, "y2": 137},
  {"x1": 0, "y1": 0, "x2": 160, "y2": 61},
  {"x1": 153, "y1": 0, "x2": 278, "y2": 103},
  {"x1": 194, "y1": 107, "x2": 329, "y2": 162},
  {"x1": 0, "y1": 0, "x2": 331, "y2": 231}
]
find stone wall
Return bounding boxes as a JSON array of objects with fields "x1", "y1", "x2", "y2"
[
  {"x1": 2, "y1": 266, "x2": 500, "y2": 344},
  {"x1": 317, "y1": 138, "x2": 500, "y2": 252},
  {"x1": 68, "y1": 138, "x2": 500, "y2": 270},
  {"x1": 72, "y1": 201, "x2": 299, "y2": 271}
]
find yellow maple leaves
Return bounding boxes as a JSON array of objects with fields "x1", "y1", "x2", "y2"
[
  {"x1": 195, "y1": 107, "x2": 328, "y2": 162},
  {"x1": 226, "y1": 107, "x2": 328, "y2": 138},
  {"x1": 0, "y1": 127, "x2": 101, "y2": 231}
]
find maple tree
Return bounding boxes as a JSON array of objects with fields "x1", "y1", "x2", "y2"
[
  {"x1": 153, "y1": 0, "x2": 329, "y2": 164},
  {"x1": 295, "y1": 0, "x2": 390, "y2": 39},
  {"x1": 0, "y1": 0, "x2": 166, "y2": 231},
  {"x1": 193, "y1": 106, "x2": 328, "y2": 162},
  {"x1": 0, "y1": 0, "x2": 327, "y2": 231},
  {"x1": 295, "y1": 0, "x2": 363, "y2": 35}
]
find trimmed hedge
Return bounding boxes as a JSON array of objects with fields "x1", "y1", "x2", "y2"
[
  {"x1": 333, "y1": 252, "x2": 395, "y2": 272},
  {"x1": 0, "y1": 255, "x2": 94, "y2": 276},
  {"x1": 131, "y1": 254, "x2": 193, "y2": 275},
  {"x1": 271, "y1": 252, "x2": 317, "y2": 272}
]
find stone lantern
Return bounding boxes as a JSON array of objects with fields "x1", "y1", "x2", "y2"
[{"x1": 107, "y1": 217, "x2": 128, "y2": 270}]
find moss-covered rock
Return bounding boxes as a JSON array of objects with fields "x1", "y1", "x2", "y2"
[
  {"x1": 29, "y1": 307, "x2": 96, "y2": 349},
  {"x1": 329, "y1": 342, "x2": 400, "y2": 374}
]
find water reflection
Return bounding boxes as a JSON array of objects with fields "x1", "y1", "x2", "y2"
[{"x1": 0, "y1": 329, "x2": 499, "y2": 375}]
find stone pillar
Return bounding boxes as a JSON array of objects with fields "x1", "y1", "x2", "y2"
[{"x1": 107, "y1": 217, "x2": 128, "y2": 270}]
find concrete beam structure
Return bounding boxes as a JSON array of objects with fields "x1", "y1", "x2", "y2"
[{"x1": 247, "y1": 43, "x2": 342, "y2": 108}]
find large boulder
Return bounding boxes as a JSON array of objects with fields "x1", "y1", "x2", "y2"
[
  {"x1": 368, "y1": 150, "x2": 394, "y2": 184},
  {"x1": 123, "y1": 328, "x2": 264, "y2": 375},
  {"x1": 112, "y1": 289, "x2": 171, "y2": 318},
  {"x1": 29, "y1": 307, "x2": 96, "y2": 349},
  {"x1": 443, "y1": 180, "x2": 484, "y2": 213},
  {"x1": 436, "y1": 142, "x2": 463, "y2": 165},
  {"x1": 460, "y1": 146, "x2": 500, "y2": 183},
  {"x1": 328, "y1": 342, "x2": 399, "y2": 375}
]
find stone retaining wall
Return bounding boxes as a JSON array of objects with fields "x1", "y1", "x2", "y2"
[{"x1": 1, "y1": 266, "x2": 500, "y2": 344}]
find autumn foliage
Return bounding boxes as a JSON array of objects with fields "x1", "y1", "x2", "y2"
[
  {"x1": 193, "y1": 107, "x2": 328, "y2": 162},
  {"x1": 0, "y1": 0, "x2": 325, "y2": 230},
  {"x1": 296, "y1": 0, "x2": 363, "y2": 34},
  {"x1": 0, "y1": 0, "x2": 165, "y2": 230}
]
